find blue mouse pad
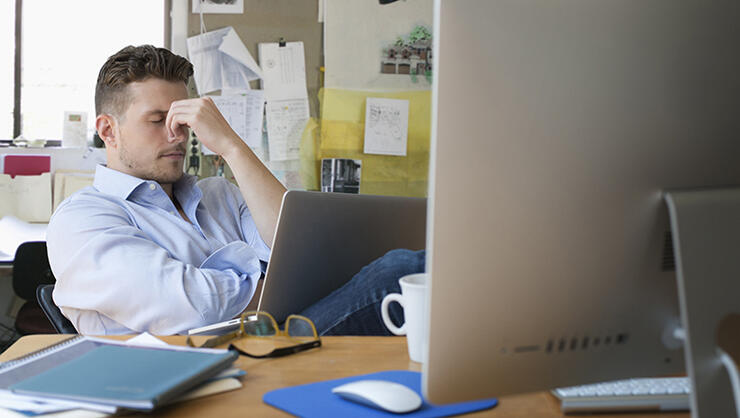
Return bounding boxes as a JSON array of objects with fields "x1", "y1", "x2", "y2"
[{"x1": 263, "y1": 370, "x2": 498, "y2": 417}]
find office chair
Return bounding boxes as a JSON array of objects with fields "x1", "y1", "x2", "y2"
[
  {"x1": 12, "y1": 241, "x2": 57, "y2": 334},
  {"x1": 37, "y1": 284, "x2": 76, "y2": 334}
]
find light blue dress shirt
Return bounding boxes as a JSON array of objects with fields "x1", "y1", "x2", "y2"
[{"x1": 47, "y1": 165, "x2": 271, "y2": 335}]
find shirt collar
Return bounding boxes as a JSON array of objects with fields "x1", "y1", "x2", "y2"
[
  {"x1": 174, "y1": 172, "x2": 201, "y2": 206},
  {"x1": 93, "y1": 165, "x2": 148, "y2": 199},
  {"x1": 92, "y1": 165, "x2": 199, "y2": 201}
]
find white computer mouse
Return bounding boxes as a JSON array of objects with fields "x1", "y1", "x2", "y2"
[{"x1": 331, "y1": 379, "x2": 423, "y2": 413}]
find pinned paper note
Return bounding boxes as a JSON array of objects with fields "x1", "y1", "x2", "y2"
[
  {"x1": 264, "y1": 99, "x2": 309, "y2": 161},
  {"x1": 206, "y1": 91, "x2": 265, "y2": 155},
  {"x1": 363, "y1": 97, "x2": 409, "y2": 156},
  {"x1": 259, "y1": 42, "x2": 310, "y2": 162},
  {"x1": 187, "y1": 27, "x2": 262, "y2": 95},
  {"x1": 259, "y1": 42, "x2": 308, "y2": 102}
]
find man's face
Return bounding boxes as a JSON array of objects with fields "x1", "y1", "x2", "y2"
[{"x1": 106, "y1": 78, "x2": 189, "y2": 184}]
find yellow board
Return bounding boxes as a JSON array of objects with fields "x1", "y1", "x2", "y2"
[{"x1": 305, "y1": 88, "x2": 431, "y2": 197}]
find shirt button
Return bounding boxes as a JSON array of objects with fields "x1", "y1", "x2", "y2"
[
  {"x1": 149, "y1": 183, "x2": 156, "y2": 191},
  {"x1": 170, "y1": 211, "x2": 176, "y2": 216}
]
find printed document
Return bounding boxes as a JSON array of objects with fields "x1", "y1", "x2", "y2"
[
  {"x1": 206, "y1": 91, "x2": 265, "y2": 155},
  {"x1": 259, "y1": 42, "x2": 310, "y2": 162}
]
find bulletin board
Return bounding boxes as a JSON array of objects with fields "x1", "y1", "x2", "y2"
[
  {"x1": 307, "y1": 88, "x2": 431, "y2": 197},
  {"x1": 187, "y1": 0, "x2": 323, "y2": 117},
  {"x1": 318, "y1": 0, "x2": 433, "y2": 197},
  {"x1": 188, "y1": 0, "x2": 433, "y2": 197}
]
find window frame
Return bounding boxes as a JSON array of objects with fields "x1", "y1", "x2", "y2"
[{"x1": 10, "y1": 0, "x2": 174, "y2": 140}]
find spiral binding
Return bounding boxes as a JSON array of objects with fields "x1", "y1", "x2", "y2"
[{"x1": 0, "y1": 335, "x2": 84, "y2": 372}]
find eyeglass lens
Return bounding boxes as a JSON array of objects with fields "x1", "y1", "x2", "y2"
[
  {"x1": 242, "y1": 313, "x2": 277, "y2": 336},
  {"x1": 286, "y1": 317, "x2": 316, "y2": 338}
]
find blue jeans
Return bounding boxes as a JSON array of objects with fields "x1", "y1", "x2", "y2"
[{"x1": 300, "y1": 249, "x2": 426, "y2": 336}]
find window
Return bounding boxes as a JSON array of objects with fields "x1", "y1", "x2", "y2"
[
  {"x1": 4, "y1": 0, "x2": 167, "y2": 141},
  {"x1": 0, "y1": 1, "x2": 14, "y2": 139}
]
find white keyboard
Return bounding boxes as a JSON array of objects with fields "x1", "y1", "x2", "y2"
[{"x1": 552, "y1": 377, "x2": 690, "y2": 413}]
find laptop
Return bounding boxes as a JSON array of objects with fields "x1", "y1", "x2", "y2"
[{"x1": 188, "y1": 191, "x2": 426, "y2": 335}]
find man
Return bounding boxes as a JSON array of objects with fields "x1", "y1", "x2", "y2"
[{"x1": 47, "y1": 45, "x2": 424, "y2": 335}]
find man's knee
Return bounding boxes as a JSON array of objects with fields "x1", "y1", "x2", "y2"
[
  {"x1": 359, "y1": 248, "x2": 426, "y2": 289},
  {"x1": 377, "y1": 248, "x2": 426, "y2": 273}
]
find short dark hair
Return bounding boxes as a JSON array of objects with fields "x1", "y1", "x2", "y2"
[{"x1": 94, "y1": 45, "x2": 193, "y2": 118}]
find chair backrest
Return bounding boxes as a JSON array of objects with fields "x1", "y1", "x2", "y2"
[
  {"x1": 12, "y1": 241, "x2": 55, "y2": 301},
  {"x1": 36, "y1": 284, "x2": 77, "y2": 334}
]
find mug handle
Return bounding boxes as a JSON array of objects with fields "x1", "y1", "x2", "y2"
[{"x1": 381, "y1": 293, "x2": 406, "y2": 335}]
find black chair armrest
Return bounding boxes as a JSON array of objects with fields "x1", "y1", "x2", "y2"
[{"x1": 36, "y1": 284, "x2": 77, "y2": 334}]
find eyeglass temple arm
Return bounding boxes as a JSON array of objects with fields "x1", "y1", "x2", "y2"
[
  {"x1": 188, "y1": 330, "x2": 241, "y2": 348},
  {"x1": 229, "y1": 339, "x2": 322, "y2": 359}
]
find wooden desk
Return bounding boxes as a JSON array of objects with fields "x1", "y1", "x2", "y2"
[{"x1": 1, "y1": 335, "x2": 690, "y2": 418}]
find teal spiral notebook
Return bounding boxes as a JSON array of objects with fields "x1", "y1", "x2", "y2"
[
  {"x1": 263, "y1": 370, "x2": 498, "y2": 417},
  {"x1": 9, "y1": 342, "x2": 238, "y2": 411}
]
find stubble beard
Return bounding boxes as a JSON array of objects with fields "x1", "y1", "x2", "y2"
[{"x1": 118, "y1": 141, "x2": 184, "y2": 185}]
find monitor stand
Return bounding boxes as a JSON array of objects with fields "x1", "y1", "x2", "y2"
[{"x1": 665, "y1": 188, "x2": 740, "y2": 418}]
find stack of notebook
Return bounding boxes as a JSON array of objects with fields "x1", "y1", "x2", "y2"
[{"x1": 0, "y1": 334, "x2": 242, "y2": 415}]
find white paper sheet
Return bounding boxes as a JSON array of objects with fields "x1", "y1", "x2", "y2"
[
  {"x1": 0, "y1": 390, "x2": 114, "y2": 415},
  {"x1": 259, "y1": 42, "x2": 310, "y2": 162},
  {"x1": 259, "y1": 42, "x2": 308, "y2": 102},
  {"x1": 124, "y1": 332, "x2": 168, "y2": 348},
  {"x1": 187, "y1": 27, "x2": 262, "y2": 95},
  {"x1": 219, "y1": 28, "x2": 262, "y2": 82},
  {"x1": 205, "y1": 91, "x2": 265, "y2": 156},
  {"x1": 0, "y1": 216, "x2": 47, "y2": 262},
  {"x1": 363, "y1": 97, "x2": 410, "y2": 156}
]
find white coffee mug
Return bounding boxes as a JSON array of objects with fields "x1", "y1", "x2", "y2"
[{"x1": 381, "y1": 273, "x2": 428, "y2": 363}]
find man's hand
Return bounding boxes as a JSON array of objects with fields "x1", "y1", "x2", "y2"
[{"x1": 166, "y1": 97, "x2": 244, "y2": 158}]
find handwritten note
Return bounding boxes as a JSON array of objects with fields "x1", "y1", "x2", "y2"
[
  {"x1": 363, "y1": 98, "x2": 409, "y2": 156},
  {"x1": 264, "y1": 99, "x2": 309, "y2": 161}
]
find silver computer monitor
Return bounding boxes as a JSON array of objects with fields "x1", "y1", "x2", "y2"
[{"x1": 423, "y1": 0, "x2": 740, "y2": 409}]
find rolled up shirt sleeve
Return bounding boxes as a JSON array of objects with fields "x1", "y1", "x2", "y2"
[
  {"x1": 239, "y1": 201, "x2": 271, "y2": 262},
  {"x1": 197, "y1": 177, "x2": 271, "y2": 263},
  {"x1": 48, "y1": 196, "x2": 261, "y2": 335}
]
